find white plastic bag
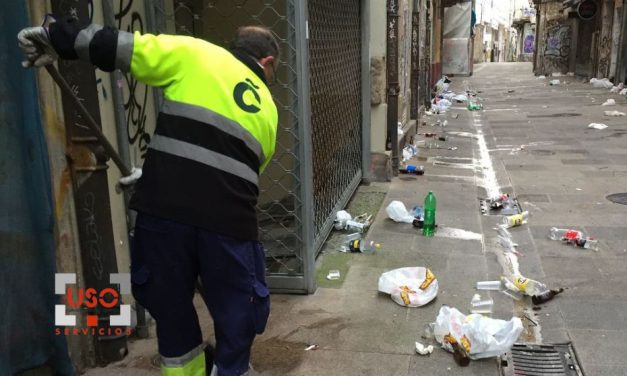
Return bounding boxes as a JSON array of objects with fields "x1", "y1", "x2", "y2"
[
  {"x1": 385, "y1": 201, "x2": 414, "y2": 224},
  {"x1": 432, "y1": 306, "x2": 523, "y2": 359},
  {"x1": 549, "y1": 79, "x2": 560, "y2": 86},
  {"x1": 378, "y1": 267, "x2": 438, "y2": 307},
  {"x1": 602, "y1": 99, "x2": 616, "y2": 106},
  {"x1": 588, "y1": 123, "x2": 608, "y2": 130},
  {"x1": 453, "y1": 94, "x2": 468, "y2": 102},
  {"x1": 334, "y1": 210, "x2": 352, "y2": 230},
  {"x1": 604, "y1": 110, "x2": 626, "y2": 117},
  {"x1": 590, "y1": 78, "x2": 614, "y2": 89}
]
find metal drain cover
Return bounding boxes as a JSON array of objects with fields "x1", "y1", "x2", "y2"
[
  {"x1": 607, "y1": 193, "x2": 627, "y2": 205},
  {"x1": 499, "y1": 343, "x2": 583, "y2": 376}
]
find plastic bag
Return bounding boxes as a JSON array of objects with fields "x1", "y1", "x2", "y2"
[
  {"x1": 334, "y1": 210, "x2": 352, "y2": 230},
  {"x1": 378, "y1": 267, "x2": 438, "y2": 307},
  {"x1": 588, "y1": 123, "x2": 608, "y2": 130},
  {"x1": 432, "y1": 306, "x2": 522, "y2": 359},
  {"x1": 453, "y1": 94, "x2": 468, "y2": 102},
  {"x1": 385, "y1": 201, "x2": 414, "y2": 223},
  {"x1": 590, "y1": 78, "x2": 614, "y2": 89},
  {"x1": 601, "y1": 99, "x2": 616, "y2": 106}
]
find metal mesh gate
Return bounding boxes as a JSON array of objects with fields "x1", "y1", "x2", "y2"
[
  {"x1": 308, "y1": 0, "x2": 363, "y2": 245},
  {"x1": 147, "y1": 0, "x2": 362, "y2": 293}
]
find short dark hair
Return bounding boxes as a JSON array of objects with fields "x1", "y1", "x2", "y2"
[{"x1": 230, "y1": 26, "x2": 279, "y2": 61}]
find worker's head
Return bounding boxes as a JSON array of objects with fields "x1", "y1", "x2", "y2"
[{"x1": 231, "y1": 26, "x2": 280, "y2": 85}]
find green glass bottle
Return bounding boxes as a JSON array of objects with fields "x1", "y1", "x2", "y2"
[{"x1": 423, "y1": 191, "x2": 436, "y2": 237}]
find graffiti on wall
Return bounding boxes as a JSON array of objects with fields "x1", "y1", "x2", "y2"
[
  {"x1": 544, "y1": 21, "x2": 571, "y2": 72},
  {"x1": 115, "y1": 0, "x2": 152, "y2": 164},
  {"x1": 523, "y1": 23, "x2": 535, "y2": 54},
  {"x1": 524, "y1": 34, "x2": 535, "y2": 54}
]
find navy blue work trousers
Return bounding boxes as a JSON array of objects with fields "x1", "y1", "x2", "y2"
[{"x1": 130, "y1": 213, "x2": 270, "y2": 376}]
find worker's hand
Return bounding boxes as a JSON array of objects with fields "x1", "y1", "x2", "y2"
[
  {"x1": 119, "y1": 167, "x2": 143, "y2": 186},
  {"x1": 17, "y1": 26, "x2": 57, "y2": 68}
]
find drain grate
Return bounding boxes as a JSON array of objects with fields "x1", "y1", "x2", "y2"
[
  {"x1": 499, "y1": 343, "x2": 583, "y2": 376},
  {"x1": 607, "y1": 193, "x2": 627, "y2": 205}
]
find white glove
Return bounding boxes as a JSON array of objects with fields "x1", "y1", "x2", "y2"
[
  {"x1": 119, "y1": 167, "x2": 143, "y2": 186},
  {"x1": 17, "y1": 26, "x2": 57, "y2": 68}
]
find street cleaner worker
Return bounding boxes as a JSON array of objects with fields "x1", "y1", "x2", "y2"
[{"x1": 19, "y1": 15, "x2": 278, "y2": 376}]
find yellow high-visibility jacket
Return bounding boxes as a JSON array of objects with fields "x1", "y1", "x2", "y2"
[{"x1": 50, "y1": 18, "x2": 278, "y2": 240}]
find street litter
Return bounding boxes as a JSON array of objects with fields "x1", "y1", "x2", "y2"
[
  {"x1": 435, "y1": 76, "x2": 452, "y2": 93},
  {"x1": 590, "y1": 78, "x2": 614, "y2": 89},
  {"x1": 532, "y1": 288, "x2": 564, "y2": 305},
  {"x1": 588, "y1": 123, "x2": 608, "y2": 130},
  {"x1": 548, "y1": 227, "x2": 599, "y2": 251},
  {"x1": 432, "y1": 98, "x2": 453, "y2": 113},
  {"x1": 386, "y1": 201, "x2": 414, "y2": 223},
  {"x1": 378, "y1": 267, "x2": 438, "y2": 307},
  {"x1": 501, "y1": 211, "x2": 529, "y2": 228},
  {"x1": 453, "y1": 94, "x2": 468, "y2": 102},
  {"x1": 509, "y1": 275, "x2": 563, "y2": 304},
  {"x1": 549, "y1": 79, "x2": 560, "y2": 86},
  {"x1": 435, "y1": 226, "x2": 482, "y2": 241},
  {"x1": 470, "y1": 293, "x2": 494, "y2": 314},
  {"x1": 604, "y1": 110, "x2": 626, "y2": 116},
  {"x1": 488, "y1": 193, "x2": 510, "y2": 210},
  {"x1": 467, "y1": 102, "x2": 483, "y2": 111},
  {"x1": 340, "y1": 238, "x2": 380, "y2": 254},
  {"x1": 620, "y1": 88, "x2": 627, "y2": 96},
  {"x1": 448, "y1": 146, "x2": 458, "y2": 151},
  {"x1": 326, "y1": 270, "x2": 341, "y2": 280},
  {"x1": 500, "y1": 278, "x2": 524, "y2": 300},
  {"x1": 334, "y1": 210, "x2": 372, "y2": 232},
  {"x1": 399, "y1": 164, "x2": 424, "y2": 175},
  {"x1": 402, "y1": 144, "x2": 418, "y2": 162},
  {"x1": 601, "y1": 99, "x2": 616, "y2": 106},
  {"x1": 610, "y1": 83, "x2": 625, "y2": 93},
  {"x1": 415, "y1": 341, "x2": 434, "y2": 356},
  {"x1": 429, "y1": 306, "x2": 522, "y2": 363},
  {"x1": 305, "y1": 344, "x2": 319, "y2": 351},
  {"x1": 334, "y1": 210, "x2": 352, "y2": 230},
  {"x1": 537, "y1": 75, "x2": 546, "y2": 79},
  {"x1": 498, "y1": 234, "x2": 521, "y2": 256},
  {"x1": 476, "y1": 281, "x2": 502, "y2": 290},
  {"x1": 410, "y1": 206, "x2": 424, "y2": 228},
  {"x1": 451, "y1": 113, "x2": 459, "y2": 119}
]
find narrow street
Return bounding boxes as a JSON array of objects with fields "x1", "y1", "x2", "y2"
[{"x1": 84, "y1": 63, "x2": 627, "y2": 375}]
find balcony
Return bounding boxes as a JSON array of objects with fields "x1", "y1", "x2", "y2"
[{"x1": 512, "y1": 7, "x2": 536, "y2": 26}]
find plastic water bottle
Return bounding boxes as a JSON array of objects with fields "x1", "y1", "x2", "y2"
[
  {"x1": 422, "y1": 191, "x2": 436, "y2": 237},
  {"x1": 513, "y1": 275, "x2": 549, "y2": 296},
  {"x1": 502, "y1": 211, "x2": 529, "y2": 228},
  {"x1": 348, "y1": 239, "x2": 381, "y2": 254},
  {"x1": 548, "y1": 227, "x2": 599, "y2": 251}
]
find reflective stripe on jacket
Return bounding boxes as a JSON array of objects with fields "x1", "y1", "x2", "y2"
[{"x1": 49, "y1": 17, "x2": 278, "y2": 240}]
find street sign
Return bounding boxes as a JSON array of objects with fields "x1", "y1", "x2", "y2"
[{"x1": 577, "y1": 0, "x2": 598, "y2": 21}]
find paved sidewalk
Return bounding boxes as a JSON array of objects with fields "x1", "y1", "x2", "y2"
[{"x1": 85, "y1": 63, "x2": 627, "y2": 375}]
